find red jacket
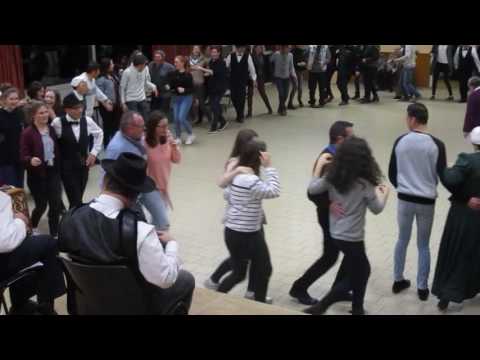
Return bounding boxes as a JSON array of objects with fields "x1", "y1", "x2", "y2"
[{"x1": 20, "y1": 124, "x2": 60, "y2": 177}]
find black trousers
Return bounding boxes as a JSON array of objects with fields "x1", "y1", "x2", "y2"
[
  {"x1": 336, "y1": 68, "x2": 352, "y2": 102},
  {"x1": 230, "y1": 83, "x2": 247, "y2": 120},
  {"x1": 192, "y1": 84, "x2": 211, "y2": 122},
  {"x1": 354, "y1": 72, "x2": 361, "y2": 97},
  {"x1": 308, "y1": 71, "x2": 327, "y2": 105},
  {"x1": 458, "y1": 68, "x2": 474, "y2": 101},
  {"x1": 208, "y1": 92, "x2": 226, "y2": 132},
  {"x1": 99, "y1": 105, "x2": 122, "y2": 148},
  {"x1": 27, "y1": 168, "x2": 62, "y2": 237},
  {"x1": 147, "y1": 270, "x2": 195, "y2": 315},
  {"x1": 289, "y1": 69, "x2": 306, "y2": 105},
  {"x1": 256, "y1": 78, "x2": 273, "y2": 113},
  {"x1": 217, "y1": 227, "x2": 272, "y2": 302},
  {"x1": 0, "y1": 235, "x2": 66, "y2": 308},
  {"x1": 150, "y1": 95, "x2": 171, "y2": 114},
  {"x1": 61, "y1": 166, "x2": 89, "y2": 209},
  {"x1": 292, "y1": 210, "x2": 347, "y2": 292},
  {"x1": 362, "y1": 66, "x2": 378, "y2": 100},
  {"x1": 432, "y1": 63, "x2": 453, "y2": 96},
  {"x1": 326, "y1": 65, "x2": 337, "y2": 98},
  {"x1": 246, "y1": 79, "x2": 254, "y2": 116},
  {"x1": 320, "y1": 238, "x2": 371, "y2": 312}
]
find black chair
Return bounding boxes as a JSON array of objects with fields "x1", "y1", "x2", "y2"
[
  {"x1": 0, "y1": 263, "x2": 44, "y2": 315},
  {"x1": 60, "y1": 255, "x2": 150, "y2": 315}
]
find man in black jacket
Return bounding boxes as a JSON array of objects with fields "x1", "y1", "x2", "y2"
[
  {"x1": 454, "y1": 45, "x2": 479, "y2": 103},
  {"x1": 336, "y1": 45, "x2": 355, "y2": 106},
  {"x1": 359, "y1": 45, "x2": 380, "y2": 104},
  {"x1": 149, "y1": 50, "x2": 175, "y2": 113}
]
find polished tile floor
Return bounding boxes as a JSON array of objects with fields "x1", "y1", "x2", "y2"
[{"x1": 35, "y1": 83, "x2": 479, "y2": 315}]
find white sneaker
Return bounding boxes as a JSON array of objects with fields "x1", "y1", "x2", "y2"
[
  {"x1": 204, "y1": 278, "x2": 219, "y2": 291},
  {"x1": 185, "y1": 134, "x2": 196, "y2": 145},
  {"x1": 32, "y1": 228, "x2": 41, "y2": 236},
  {"x1": 244, "y1": 291, "x2": 273, "y2": 304},
  {"x1": 174, "y1": 138, "x2": 182, "y2": 145}
]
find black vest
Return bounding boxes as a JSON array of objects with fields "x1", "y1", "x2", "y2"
[
  {"x1": 230, "y1": 52, "x2": 249, "y2": 86},
  {"x1": 459, "y1": 47, "x2": 475, "y2": 72},
  {"x1": 58, "y1": 203, "x2": 141, "y2": 271},
  {"x1": 58, "y1": 116, "x2": 89, "y2": 171}
]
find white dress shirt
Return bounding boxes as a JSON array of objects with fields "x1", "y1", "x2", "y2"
[
  {"x1": 51, "y1": 114, "x2": 104, "y2": 157},
  {"x1": 437, "y1": 45, "x2": 448, "y2": 64},
  {"x1": 0, "y1": 192, "x2": 27, "y2": 253},
  {"x1": 224, "y1": 53, "x2": 257, "y2": 81},
  {"x1": 89, "y1": 194, "x2": 180, "y2": 289},
  {"x1": 74, "y1": 72, "x2": 109, "y2": 117}
]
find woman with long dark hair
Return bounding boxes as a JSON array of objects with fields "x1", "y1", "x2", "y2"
[
  {"x1": 305, "y1": 137, "x2": 390, "y2": 315},
  {"x1": 44, "y1": 89, "x2": 63, "y2": 122},
  {"x1": 144, "y1": 110, "x2": 181, "y2": 229},
  {"x1": 27, "y1": 81, "x2": 46, "y2": 102},
  {"x1": 96, "y1": 57, "x2": 122, "y2": 147},
  {"x1": 216, "y1": 138, "x2": 280, "y2": 303},
  {"x1": 20, "y1": 101, "x2": 62, "y2": 237}
]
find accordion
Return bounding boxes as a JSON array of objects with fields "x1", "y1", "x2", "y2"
[{"x1": 0, "y1": 185, "x2": 32, "y2": 231}]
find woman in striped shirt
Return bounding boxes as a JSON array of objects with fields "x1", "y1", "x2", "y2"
[{"x1": 217, "y1": 139, "x2": 280, "y2": 303}]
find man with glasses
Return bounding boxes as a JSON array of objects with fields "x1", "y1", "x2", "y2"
[{"x1": 104, "y1": 111, "x2": 169, "y2": 231}]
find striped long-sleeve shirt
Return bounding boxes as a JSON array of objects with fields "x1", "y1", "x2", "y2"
[{"x1": 223, "y1": 167, "x2": 280, "y2": 233}]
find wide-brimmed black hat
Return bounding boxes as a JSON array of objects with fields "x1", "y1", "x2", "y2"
[
  {"x1": 101, "y1": 153, "x2": 156, "y2": 193},
  {"x1": 63, "y1": 93, "x2": 84, "y2": 109}
]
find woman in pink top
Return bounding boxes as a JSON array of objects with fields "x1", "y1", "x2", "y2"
[{"x1": 145, "y1": 111, "x2": 181, "y2": 210}]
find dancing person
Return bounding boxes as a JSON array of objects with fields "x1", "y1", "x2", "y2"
[
  {"x1": 189, "y1": 45, "x2": 211, "y2": 125},
  {"x1": 454, "y1": 45, "x2": 478, "y2": 103},
  {"x1": 351, "y1": 45, "x2": 364, "y2": 100},
  {"x1": 26, "y1": 81, "x2": 45, "y2": 102},
  {"x1": 0, "y1": 191, "x2": 66, "y2": 315},
  {"x1": 168, "y1": 55, "x2": 196, "y2": 145},
  {"x1": 307, "y1": 45, "x2": 331, "y2": 108},
  {"x1": 463, "y1": 76, "x2": 480, "y2": 141},
  {"x1": 289, "y1": 45, "x2": 308, "y2": 107},
  {"x1": 336, "y1": 45, "x2": 356, "y2": 106},
  {"x1": 224, "y1": 45, "x2": 257, "y2": 123},
  {"x1": 270, "y1": 45, "x2": 297, "y2": 116},
  {"x1": 325, "y1": 45, "x2": 339, "y2": 103},
  {"x1": 149, "y1": 50, "x2": 175, "y2": 114},
  {"x1": 58, "y1": 153, "x2": 195, "y2": 315},
  {"x1": 20, "y1": 101, "x2": 62, "y2": 238},
  {"x1": 290, "y1": 121, "x2": 354, "y2": 305},
  {"x1": 206, "y1": 45, "x2": 229, "y2": 133},
  {"x1": 394, "y1": 45, "x2": 421, "y2": 102},
  {"x1": 432, "y1": 126, "x2": 480, "y2": 311},
  {"x1": 251, "y1": 45, "x2": 273, "y2": 115},
  {"x1": 0, "y1": 87, "x2": 25, "y2": 188},
  {"x1": 430, "y1": 45, "x2": 454, "y2": 101},
  {"x1": 51, "y1": 94, "x2": 104, "y2": 209},
  {"x1": 359, "y1": 45, "x2": 380, "y2": 104},
  {"x1": 44, "y1": 89, "x2": 63, "y2": 122},
  {"x1": 96, "y1": 57, "x2": 122, "y2": 147},
  {"x1": 389, "y1": 103, "x2": 447, "y2": 301},
  {"x1": 304, "y1": 137, "x2": 389, "y2": 315},
  {"x1": 217, "y1": 139, "x2": 279, "y2": 303},
  {"x1": 144, "y1": 111, "x2": 181, "y2": 228},
  {"x1": 120, "y1": 53, "x2": 158, "y2": 120}
]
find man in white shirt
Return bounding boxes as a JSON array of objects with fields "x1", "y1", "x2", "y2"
[
  {"x1": 430, "y1": 45, "x2": 454, "y2": 101},
  {"x1": 71, "y1": 62, "x2": 113, "y2": 118},
  {"x1": 51, "y1": 94, "x2": 104, "y2": 209},
  {"x1": 224, "y1": 45, "x2": 257, "y2": 123},
  {"x1": 120, "y1": 54, "x2": 158, "y2": 122},
  {"x1": 394, "y1": 45, "x2": 421, "y2": 101},
  {"x1": 0, "y1": 191, "x2": 66, "y2": 314},
  {"x1": 58, "y1": 153, "x2": 195, "y2": 314}
]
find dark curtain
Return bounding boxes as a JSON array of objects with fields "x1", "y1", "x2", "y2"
[{"x1": 0, "y1": 45, "x2": 24, "y2": 94}]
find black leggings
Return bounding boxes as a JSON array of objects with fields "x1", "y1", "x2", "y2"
[
  {"x1": 217, "y1": 227, "x2": 272, "y2": 302},
  {"x1": 320, "y1": 239, "x2": 371, "y2": 312},
  {"x1": 432, "y1": 63, "x2": 452, "y2": 96}
]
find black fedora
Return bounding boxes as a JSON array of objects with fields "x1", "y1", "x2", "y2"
[{"x1": 101, "y1": 152, "x2": 156, "y2": 193}]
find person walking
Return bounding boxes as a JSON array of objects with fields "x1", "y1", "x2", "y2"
[
  {"x1": 289, "y1": 45, "x2": 308, "y2": 107},
  {"x1": 307, "y1": 45, "x2": 331, "y2": 108},
  {"x1": 430, "y1": 45, "x2": 454, "y2": 101},
  {"x1": 251, "y1": 45, "x2": 273, "y2": 115},
  {"x1": 189, "y1": 45, "x2": 211, "y2": 125},
  {"x1": 270, "y1": 45, "x2": 297, "y2": 116},
  {"x1": 205, "y1": 46, "x2": 229, "y2": 133},
  {"x1": 149, "y1": 49, "x2": 175, "y2": 114}
]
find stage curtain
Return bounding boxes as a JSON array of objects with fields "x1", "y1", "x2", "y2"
[{"x1": 0, "y1": 45, "x2": 24, "y2": 93}]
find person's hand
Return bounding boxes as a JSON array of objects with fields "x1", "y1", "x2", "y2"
[
  {"x1": 468, "y1": 197, "x2": 480, "y2": 211},
  {"x1": 318, "y1": 153, "x2": 333, "y2": 166},
  {"x1": 122, "y1": 104, "x2": 128, "y2": 113},
  {"x1": 167, "y1": 132, "x2": 177, "y2": 146},
  {"x1": 30, "y1": 157, "x2": 42, "y2": 167},
  {"x1": 85, "y1": 154, "x2": 97, "y2": 168},
  {"x1": 16, "y1": 99, "x2": 28, "y2": 108},
  {"x1": 104, "y1": 101, "x2": 113, "y2": 112},
  {"x1": 47, "y1": 108, "x2": 56, "y2": 119},
  {"x1": 177, "y1": 87, "x2": 185, "y2": 94},
  {"x1": 14, "y1": 212, "x2": 30, "y2": 229},
  {"x1": 157, "y1": 231, "x2": 173, "y2": 244},
  {"x1": 153, "y1": 89, "x2": 159, "y2": 97},
  {"x1": 330, "y1": 202, "x2": 346, "y2": 218},
  {"x1": 377, "y1": 184, "x2": 390, "y2": 195},
  {"x1": 260, "y1": 152, "x2": 272, "y2": 168}
]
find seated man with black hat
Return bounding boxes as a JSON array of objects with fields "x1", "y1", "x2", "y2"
[
  {"x1": 58, "y1": 152, "x2": 195, "y2": 315},
  {"x1": 51, "y1": 93, "x2": 104, "y2": 209}
]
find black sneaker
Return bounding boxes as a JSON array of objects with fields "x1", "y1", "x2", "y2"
[
  {"x1": 446, "y1": 96, "x2": 454, "y2": 101},
  {"x1": 392, "y1": 279, "x2": 411, "y2": 294},
  {"x1": 289, "y1": 287, "x2": 319, "y2": 306},
  {"x1": 218, "y1": 121, "x2": 229, "y2": 132},
  {"x1": 359, "y1": 98, "x2": 372, "y2": 104},
  {"x1": 430, "y1": 95, "x2": 435, "y2": 100},
  {"x1": 298, "y1": 101, "x2": 304, "y2": 107},
  {"x1": 438, "y1": 299, "x2": 449, "y2": 311},
  {"x1": 350, "y1": 307, "x2": 366, "y2": 315},
  {"x1": 303, "y1": 300, "x2": 329, "y2": 315},
  {"x1": 208, "y1": 129, "x2": 218, "y2": 134},
  {"x1": 287, "y1": 104, "x2": 297, "y2": 110},
  {"x1": 418, "y1": 288, "x2": 430, "y2": 301},
  {"x1": 339, "y1": 101, "x2": 349, "y2": 106}
]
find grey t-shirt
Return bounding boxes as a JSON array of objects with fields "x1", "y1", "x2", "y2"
[{"x1": 308, "y1": 177, "x2": 385, "y2": 242}]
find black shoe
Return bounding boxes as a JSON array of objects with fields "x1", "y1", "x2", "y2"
[
  {"x1": 193, "y1": 119, "x2": 202, "y2": 126},
  {"x1": 350, "y1": 307, "x2": 366, "y2": 315},
  {"x1": 446, "y1": 96, "x2": 454, "y2": 101},
  {"x1": 359, "y1": 98, "x2": 371, "y2": 104},
  {"x1": 430, "y1": 95, "x2": 435, "y2": 100},
  {"x1": 8, "y1": 300, "x2": 40, "y2": 315},
  {"x1": 235, "y1": 116, "x2": 244, "y2": 123},
  {"x1": 326, "y1": 95, "x2": 334, "y2": 103},
  {"x1": 310, "y1": 103, "x2": 318, "y2": 108},
  {"x1": 393, "y1": 95, "x2": 402, "y2": 100},
  {"x1": 299, "y1": 101, "x2": 304, "y2": 107},
  {"x1": 287, "y1": 104, "x2": 297, "y2": 110},
  {"x1": 399, "y1": 97, "x2": 411, "y2": 102},
  {"x1": 392, "y1": 279, "x2": 411, "y2": 294},
  {"x1": 267, "y1": 108, "x2": 273, "y2": 115},
  {"x1": 218, "y1": 121, "x2": 229, "y2": 132},
  {"x1": 438, "y1": 299, "x2": 449, "y2": 311},
  {"x1": 336, "y1": 292, "x2": 354, "y2": 303},
  {"x1": 303, "y1": 300, "x2": 330, "y2": 315},
  {"x1": 457, "y1": 99, "x2": 467, "y2": 103},
  {"x1": 352, "y1": 94, "x2": 360, "y2": 100},
  {"x1": 417, "y1": 288, "x2": 430, "y2": 301},
  {"x1": 282, "y1": 110, "x2": 288, "y2": 116},
  {"x1": 246, "y1": 112, "x2": 253, "y2": 118},
  {"x1": 289, "y1": 287, "x2": 319, "y2": 306},
  {"x1": 372, "y1": 96, "x2": 379, "y2": 103},
  {"x1": 339, "y1": 101, "x2": 349, "y2": 106}
]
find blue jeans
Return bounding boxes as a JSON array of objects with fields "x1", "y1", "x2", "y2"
[
  {"x1": 172, "y1": 95, "x2": 193, "y2": 138},
  {"x1": 401, "y1": 67, "x2": 420, "y2": 98},
  {"x1": 394, "y1": 199, "x2": 434, "y2": 290},
  {"x1": 275, "y1": 78, "x2": 290, "y2": 111},
  {"x1": 139, "y1": 190, "x2": 169, "y2": 231}
]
